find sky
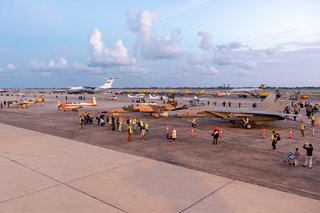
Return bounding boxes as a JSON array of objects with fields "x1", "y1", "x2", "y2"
[{"x1": 0, "y1": 0, "x2": 320, "y2": 88}]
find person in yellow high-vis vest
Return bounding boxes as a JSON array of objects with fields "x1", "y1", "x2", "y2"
[
  {"x1": 301, "y1": 122, "x2": 305, "y2": 137},
  {"x1": 128, "y1": 125, "x2": 133, "y2": 141}
]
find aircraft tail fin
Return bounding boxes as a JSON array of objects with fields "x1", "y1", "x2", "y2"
[
  {"x1": 259, "y1": 93, "x2": 276, "y2": 110},
  {"x1": 38, "y1": 95, "x2": 45, "y2": 102},
  {"x1": 100, "y1": 78, "x2": 115, "y2": 89},
  {"x1": 266, "y1": 93, "x2": 290, "y2": 112},
  {"x1": 258, "y1": 84, "x2": 265, "y2": 89},
  {"x1": 89, "y1": 97, "x2": 96, "y2": 105},
  {"x1": 200, "y1": 89, "x2": 204, "y2": 94}
]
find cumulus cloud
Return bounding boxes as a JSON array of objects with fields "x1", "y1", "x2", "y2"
[
  {"x1": 30, "y1": 57, "x2": 68, "y2": 70},
  {"x1": 198, "y1": 31, "x2": 212, "y2": 51},
  {"x1": 126, "y1": 10, "x2": 182, "y2": 60},
  {"x1": 184, "y1": 54, "x2": 218, "y2": 76},
  {"x1": 88, "y1": 29, "x2": 136, "y2": 67},
  {"x1": 72, "y1": 62, "x2": 103, "y2": 73},
  {"x1": 7, "y1": 64, "x2": 16, "y2": 70}
]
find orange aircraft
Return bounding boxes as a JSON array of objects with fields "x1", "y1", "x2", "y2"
[{"x1": 58, "y1": 97, "x2": 97, "y2": 111}]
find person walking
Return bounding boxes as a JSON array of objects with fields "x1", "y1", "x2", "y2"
[
  {"x1": 301, "y1": 122, "x2": 305, "y2": 137},
  {"x1": 303, "y1": 143, "x2": 313, "y2": 169},
  {"x1": 128, "y1": 125, "x2": 133, "y2": 142},
  {"x1": 140, "y1": 127, "x2": 146, "y2": 141},
  {"x1": 80, "y1": 117, "x2": 84, "y2": 128},
  {"x1": 311, "y1": 114, "x2": 316, "y2": 127},
  {"x1": 144, "y1": 122, "x2": 148, "y2": 140},
  {"x1": 132, "y1": 117, "x2": 137, "y2": 131},
  {"x1": 212, "y1": 127, "x2": 219, "y2": 145},
  {"x1": 118, "y1": 117, "x2": 122, "y2": 132},
  {"x1": 271, "y1": 131, "x2": 277, "y2": 150},
  {"x1": 294, "y1": 148, "x2": 300, "y2": 167},
  {"x1": 112, "y1": 115, "x2": 115, "y2": 131},
  {"x1": 172, "y1": 128, "x2": 177, "y2": 142}
]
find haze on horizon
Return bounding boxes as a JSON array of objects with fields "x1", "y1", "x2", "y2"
[{"x1": 0, "y1": 0, "x2": 320, "y2": 88}]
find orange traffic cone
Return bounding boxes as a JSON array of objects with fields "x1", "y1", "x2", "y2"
[
  {"x1": 301, "y1": 118, "x2": 303, "y2": 123},
  {"x1": 191, "y1": 127, "x2": 194, "y2": 136},
  {"x1": 262, "y1": 129, "x2": 266, "y2": 139},
  {"x1": 220, "y1": 129, "x2": 223, "y2": 138},
  {"x1": 289, "y1": 129, "x2": 292, "y2": 139},
  {"x1": 312, "y1": 128, "x2": 315, "y2": 137},
  {"x1": 318, "y1": 120, "x2": 319, "y2": 126}
]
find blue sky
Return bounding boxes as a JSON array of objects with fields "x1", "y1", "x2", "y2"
[{"x1": 1, "y1": 0, "x2": 320, "y2": 88}]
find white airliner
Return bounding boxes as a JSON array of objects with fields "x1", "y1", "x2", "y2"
[{"x1": 67, "y1": 78, "x2": 115, "y2": 94}]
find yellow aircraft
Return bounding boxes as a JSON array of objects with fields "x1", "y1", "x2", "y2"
[
  {"x1": 181, "y1": 89, "x2": 190, "y2": 95},
  {"x1": 8, "y1": 95, "x2": 45, "y2": 109},
  {"x1": 300, "y1": 94, "x2": 308, "y2": 99},
  {"x1": 139, "y1": 89, "x2": 146, "y2": 94},
  {"x1": 151, "y1": 89, "x2": 159, "y2": 94},
  {"x1": 259, "y1": 92, "x2": 271, "y2": 98},
  {"x1": 166, "y1": 89, "x2": 174, "y2": 94},
  {"x1": 196, "y1": 89, "x2": 205, "y2": 95},
  {"x1": 127, "y1": 89, "x2": 135, "y2": 94}
]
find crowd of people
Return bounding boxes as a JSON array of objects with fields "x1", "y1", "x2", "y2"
[{"x1": 79, "y1": 111, "x2": 149, "y2": 141}]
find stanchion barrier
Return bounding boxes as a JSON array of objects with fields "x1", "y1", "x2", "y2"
[
  {"x1": 191, "y1": 127, "x2": 194, "y2": 136},
  {"x1": 289, "y1": 129, "x2": 292, "y2": 139},
  {"x1": 262, "y1": 129, "x2": 265, "y2": 139},
  {"x1": 312, "y1": 127, "x2": 315, "y2": 137},
  {"x1": 220, "y1": 129, "x2": 223, "y2": 138}
]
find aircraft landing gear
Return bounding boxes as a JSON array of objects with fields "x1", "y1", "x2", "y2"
[{"x1": 241, "y1": 117, "x2": 253, "y2": 129}]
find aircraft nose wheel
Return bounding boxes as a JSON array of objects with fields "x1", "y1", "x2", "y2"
[{"x1": 246, "y1": 124, "x2": 252, "y2": 129}]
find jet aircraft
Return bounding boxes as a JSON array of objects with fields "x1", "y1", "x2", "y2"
[
  {"x1": 58, "y1": 97, "x2": 97, "y2": 111},
  {"x1": 67, "y1": 78, "x2": 115, "y2": 94},
  {"x1": 107, "y1": 98, "x2": 177, "y2": 118},
  {"x1": 161, "y1": 93, "x2": 296, "y2": 128}
]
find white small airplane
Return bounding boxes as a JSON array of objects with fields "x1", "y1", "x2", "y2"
[
  {"x1": 149, "y1": 94, "x2": 167, "y2": 100},
  {"x1": 128, "y1": 94, "x2": 145, "y2": 98},
  {"x1": 58, "y1": 97, "x2": 97, "y2": 111},
  {"x1": 67, "y1": 78, "x2": 115, "y2": 94},
  {"x1": 183, "y1": 96, "x2": 208, "y2": 101}
]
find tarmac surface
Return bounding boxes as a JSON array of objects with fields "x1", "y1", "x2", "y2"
[
  {"x1": 0, "y1": 90, "x2": 319, "y2": 204},
  {"x1": 1, "y1": 122, "x2": 320, "y2": 212}
]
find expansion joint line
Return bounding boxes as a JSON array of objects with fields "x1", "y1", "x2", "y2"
[
  {"x1": 0, "y1": 153, "x2": 133, "y2": 213},
  {"x1": 179, "y1": 179, "x2": 235, "y2": 213}
]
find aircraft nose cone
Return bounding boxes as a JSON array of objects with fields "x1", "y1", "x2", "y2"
[{"x1": 160, "y1": 112, "x2": 168, "y2": 117}]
